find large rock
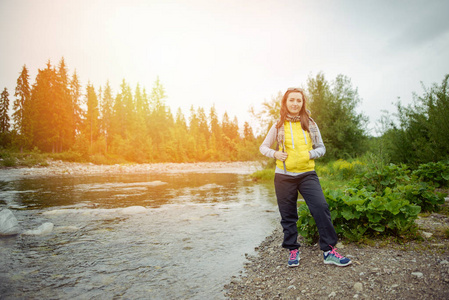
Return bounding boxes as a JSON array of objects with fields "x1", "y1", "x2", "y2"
[
  {"x1": 23, "y1": 222, "x2": 54, "y2": 235},
  {"x1": 0, "y1": 208, "x2": 21, "y2": 236}
]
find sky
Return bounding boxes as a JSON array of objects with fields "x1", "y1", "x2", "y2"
[{"x1": 1, "y1": 0, "x2": 449, "y2": 136}]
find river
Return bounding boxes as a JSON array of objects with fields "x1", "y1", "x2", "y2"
[{"x1": 0, "y1": 166, "x2": 279, "y2": 299}]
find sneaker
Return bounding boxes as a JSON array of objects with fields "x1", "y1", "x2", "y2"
[
  {"x1": 288, "y1": 249, "x2": 300, "y2": 267},
  {"x1": 323, "y1": 246, "x2": 351, "y2": 267}
]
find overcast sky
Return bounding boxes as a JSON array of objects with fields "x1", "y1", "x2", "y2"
[{"x1": 1, "y1": 0, "x2": 448, "y2": 135}]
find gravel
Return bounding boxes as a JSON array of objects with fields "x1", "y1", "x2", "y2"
[{"x1": 224, "y1": 215, "x2": 449, "y2": 299}]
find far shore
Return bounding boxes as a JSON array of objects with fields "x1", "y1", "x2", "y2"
[{"x1": 0, "y1": 160, "x2": 263, "y2": 177}]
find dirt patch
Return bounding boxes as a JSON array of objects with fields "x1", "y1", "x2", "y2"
[{"x1": 225, "y1": 211, "x2": 449, "y2": 299}]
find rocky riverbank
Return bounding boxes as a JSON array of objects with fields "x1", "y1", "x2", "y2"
[
  {"x1": 225, "y1": 212, "x2": 449, "y2": 299},
  {"x1": 3, "y1": 160, "x2": 261, "y2": 177}
]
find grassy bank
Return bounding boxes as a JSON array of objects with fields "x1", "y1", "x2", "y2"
[
  {"x1": 0, "y1": 149, "x2": 130, "y2": 168},
  {"x1": 0, "y1": 149, "x2": 260, "y2": 168},
  {"x1": 0, "y1": 150, "x2": 49, "y2": 168}
]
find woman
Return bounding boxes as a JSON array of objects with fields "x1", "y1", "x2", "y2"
[{"x1": 260, "y1": 87, "x2": 351, "y2": 267}]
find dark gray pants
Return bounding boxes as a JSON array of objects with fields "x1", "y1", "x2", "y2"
[{"x1": 274, "y1": 171, "x2": 338, "y2": 251}]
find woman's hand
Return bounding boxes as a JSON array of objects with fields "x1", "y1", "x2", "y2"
[{"x1": 274, "y1": 151, "x2": 288, "y2": 161}]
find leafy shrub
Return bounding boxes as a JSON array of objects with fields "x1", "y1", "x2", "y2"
[
  {"x1": 351, "y1": 163, "x2": 410, "y2": 194},
  {"x1": 398, "y1": 182, "x2": 445, "y2": 212},
  {"x1": 0, "y1": 150, "x2": 48, "y2": 167},
  {"x1": 296, "y1": 161, "x2": 448, "y2": 243},
  {"x1": 351, "y1": 162, "x2": 445, "y2": 212},
  {"x1": 412, "y1": 161, "x2": 449, "y2": 188},
  {"x1": 21, "y1": 153, "x2": 48, "y2": 167},
  {"x1": 297, "y1": 202, "x2": 318, "y2": 244},
  {"x1": 0, "y1": 152, "x2": 17, "y2": 167},
  {"x1": 297, "y1": 188, "x2": 421, "y2": 243}
]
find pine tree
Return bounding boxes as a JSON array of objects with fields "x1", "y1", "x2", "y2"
[
  {"x1": 196, "y1": 107, "x2": 209, "y2": 157},
  {"x1": 112, "y1": 91, "x2": 125, "y2": 138},
  {"x1": 142, "y1": 87, "x2": 150, "y2": 120},
  {"x1": 30, "y1": 60, "x2": 59, "y2": 152},
  {"x1": 243, "y1": 121, "x2": 255, "y2": 140},
  {"x1": 121, "y1": 79, "x2": 135, "y2": 135},
  {"x1": 150, "y1": 77, "x2": 166, "y2": 112},
  {"x1": 70, "y1": 70, "x2": 82, "y2": 136},
  {"x1": 187, "y1": 105, "x2": 199, "y2": 160},
  {"x1": 55, "y1": 57, "x2": 74, "y2": 151},
  {"x1": 171, "y1": 107, "x2": 189, "y2": 162},
  {"x1": 13, "y1": 65, "x2": 31, "y2": 150},
  {"x1": 85, "y1": 82, "x2": 100, "y2": 149},
  {"x1": 135, "y1": 83, "x2": 144, "y2": 118},
  {"x1": 237, "y1": 121, "x2": 259, "y2": 161},
  {"x1": 134, "y1": 83, "x2": 147, "y2": 140},
  {"x1": 175, "y1": 106, "x2": 185, "y2": 125},
  {"x1": 209, "y1": 105, "x2": 222, "y2": 160},
  {"x1": 100, "y1": 81, "x2": 114, "y2": 153},
  {"x1": 0, "y1": 88, "x2": 10, "y2": 133},
  {"x1": 231, "y1": 116, "x2": 240, "y2": 140},
  {"x1": 222, "y1": 112, "x2": 239, "y2": 141},
  {"x1": 148, "y1": 78, "x2": 169, "y2": 159}
]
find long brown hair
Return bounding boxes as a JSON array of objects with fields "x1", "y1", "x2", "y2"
[{"x1": 276, "y1": 88, "x2": 310, "y2": 132}]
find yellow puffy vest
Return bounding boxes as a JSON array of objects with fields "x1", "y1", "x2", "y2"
[{"x1": 276, "y1": 121, "x2": 315, "y2": 173}]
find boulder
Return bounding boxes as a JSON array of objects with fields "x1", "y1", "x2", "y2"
[
  {"x1": 23, "y1": 222, "x2": 54, "y2": 235},
  {"x1": 0, "y1": 208, "x2": 20, "y2": 236}
]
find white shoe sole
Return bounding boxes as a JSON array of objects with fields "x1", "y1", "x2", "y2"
[
  {"x1": 288, "y1": 258, "x2": 300, "y2": 267},
  {"x1": 323, "y1": 260, "x2": 352, "y2": 267}
]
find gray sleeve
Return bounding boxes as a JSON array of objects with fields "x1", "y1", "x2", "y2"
[
  {"x1": 259, "y1": 124, "x2": 277, "y2": 159},
  {"x1": 309, "y1": 124, "x2": 326, "y2": 159}
]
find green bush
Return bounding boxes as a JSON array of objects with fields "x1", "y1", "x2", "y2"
[
  {"x1": 0, "y1": 150, "x2": 48, "y2": 167},
  {"x1": 21, "y1": 153, "x2": 48, "y2": 167},
  {"x1": 297, "y1": 202, "x2": 318, "y2": 244},
  {"x1": 0, "y1": 152, "x2": 17, "y2": 167},
  {"x1": 297, "y1": 160, "x2": 447, "y2": 243},
  {"x1": 297, "y1": 188, "x2": 421, "y2": 243},
  {"x1": 412, "y1": 161, "x2": 449, "y2": 188},
  {"x1": 351, "y1": 163, "x2": 411, "y2": 194},
  {"x1": 351, "y1": 162, "x2": 445, "y2": 212},
  {"x1": 398, "y1": 182, "x2": 445, "y2": 212}
]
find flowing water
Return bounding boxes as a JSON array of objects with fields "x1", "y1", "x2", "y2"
[{"x1": 0, "y1": 168, "x2": 279, "y2": 299}]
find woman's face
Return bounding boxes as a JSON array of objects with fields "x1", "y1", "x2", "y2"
[{"x1": 286, "y1": 92, "x2": 303, "y2": 116}]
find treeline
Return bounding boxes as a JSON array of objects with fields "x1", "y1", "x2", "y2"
[
  {"x1": 1, "y1": 57, "x2": 447, "y2": 166},
  {"x1": 0, "y1": 58, "x2": 259, "y2": 163},
  {"x1": 375, "y1": 74, "x2": 449, "y2": 166}
]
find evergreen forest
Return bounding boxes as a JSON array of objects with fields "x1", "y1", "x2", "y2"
[{"x1": 0, "y1": 58, "x2": 259, "y2": 164}]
